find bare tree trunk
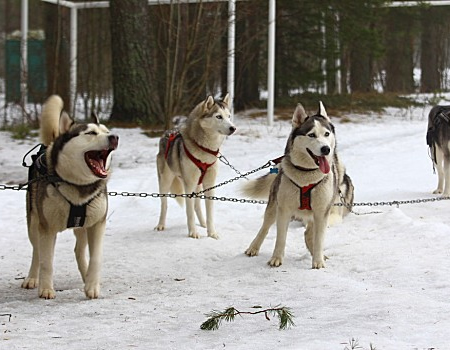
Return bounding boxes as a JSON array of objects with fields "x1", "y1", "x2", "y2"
[
  {"x1": 420, "y1": 7, "x2": 441, "y2": 93},
  {"x1": 44, "y1": 3, "x2": 70, "y2": 107},
  {"x1": 385, "y1": 8, "x2": 415, "y2": 93},
  {"x1": 109, "y1": 0, "x2": 162, "y2": 125}
]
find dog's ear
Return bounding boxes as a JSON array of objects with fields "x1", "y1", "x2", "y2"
[
  {"x1": 203, "y1": 95, "x2": 215, "y2": 111},
  {"x1": 318, "y1": 101, "x2": 329, "y2": 120},
  {"x1": 59, "y1": 111, "x2": 74, "y2": 134},
  {"x1": 90, "y1": 111, "x2": 100, "y2": 125},
  {"x1": 222, "y1": 93, "x2": 230, "y2": 108},
  {"x1": 292, "y1": 103, "x2": 308, "y2": 128}
]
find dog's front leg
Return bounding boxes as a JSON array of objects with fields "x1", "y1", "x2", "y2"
[
  {"x1": 443, "y1": 156, "x2": 450, "y2": 196},
  {"x1": 84, "y1": 223, "x2": 105, "y2": 299},
  {"x1": 182, "y1": 179, "x2": 199, "y2": 238},
  {"x1": 73, "y1": 228, "x2": 88, "y2": 282},
  {"x1": 311, "y1": 212, "x2": 328, "y2": 269},
  {"x1": 38, "y1": 231, "x2": 57, "y2": 299},
  {"x1": 245, "y1": 199, "x2": 277, "y2": 257},
  {"x1": 433, "y1": 147, "x2": 445, "y2": 194},
  {"x1": 269, "y1": 206, "x2": 291, "y2": 267},
  {"x1": 202, "y1": 169, "x2": 219, "y2": 239}
]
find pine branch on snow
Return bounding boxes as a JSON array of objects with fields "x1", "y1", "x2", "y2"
[{"x1": 200, "y1": 306, "x2": 294, "y2": 331}]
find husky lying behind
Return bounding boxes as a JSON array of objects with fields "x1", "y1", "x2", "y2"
[
  {"x1": 154, "y1": 94, "x2": 236, "y2": 239},
  {"x1": 244, "y1": 102, "x2": 354, "y2": 268},
  {"x1": 22, "y1": 95, "x2": 118, "y2": 299},
  {"x1": 427, "y1": 105, "x2": 450, "y2": 196}
]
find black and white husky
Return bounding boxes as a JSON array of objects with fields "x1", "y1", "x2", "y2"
[
  {"x1": 22, "y1": 95, "x2": 118, "y2": 299},
  {"x1": 244, "y1": 102, "x2": 354, "y2": 268},
  {"x1": 154, "y1": 94, "x2": 236, "y2": 239},
  {"x1": 427, "y1": 105, "x2": 450, "y2": 196}
]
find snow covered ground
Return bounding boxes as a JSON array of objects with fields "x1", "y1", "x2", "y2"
[{"x1": 0, "y1": 102, "x2": 449, "y2": 350}]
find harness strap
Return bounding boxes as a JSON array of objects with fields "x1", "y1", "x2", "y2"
[
  {"x1": 67, "y1": 203, "x2": 87, "y2": 228},
  {"x1": 164, "y1": 131, "x2": 217, "y2": 185},
  {"x1": 165, "y1": 132, "x2": 181, "y2": 159},
  {"x1": 24, "y1": 145, "x2": 91, "y2": 228},
  {"x1": 183, "y1": 143, "x2": 216, "y2": 185},
  {"x1": 287, "y1": 177, "x2": 320, "y2": 211}
]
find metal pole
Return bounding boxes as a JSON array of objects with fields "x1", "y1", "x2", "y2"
[
  {"x1": 21, "y1": 0, "x2": 28, "y2": 120},
  {"x1": 267, "y1": 0, "x2": 275, "y2": 126},
  {"x1": 227, "y1": 0, "x2": 235, "y2": 117},
  {"x1": 70, "y1": 7, "x2": 77, "y2": 115}
]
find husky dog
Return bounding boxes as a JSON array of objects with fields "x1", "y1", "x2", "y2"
[
  {"x1": 155, "y1": 94, "x2": 236, "y2": 239},
  {"x1": 244, "y1": 102, "x2": 353, "y2": 268},
  {"x1": 22, "y1": 95, "x2": 119, "y2": 299},
  {"x1": 426, "y1": 105, "x2": 450, "y2": 196}
]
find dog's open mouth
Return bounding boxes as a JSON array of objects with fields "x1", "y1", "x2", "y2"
[
  {"x1": 85, "y1": 149, "x2": 113, "y2": 178},
  {"x1": 307, "y1": 149, "x2": 330, "y2": 174},
  {"x1": 85, "y1": 136, "x2": 119, "y2": 178}
]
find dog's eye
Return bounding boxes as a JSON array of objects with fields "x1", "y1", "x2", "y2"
[
  {"x1": 324, "y1": 132, "x2": 330, "y2": 137},
  {"x1": 216, "y1": 115, "x2": 223, "y2": 120},
  {"x1": 308, "y1": 133, "x2": 316, "y2": 138},
  {"x1": 86, "y1": 131, "x2": 98, "y2": 136}
]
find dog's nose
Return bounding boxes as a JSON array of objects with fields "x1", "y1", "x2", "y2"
[
  {"x1": 321, "y1": 145, "x2": 330, "y2": 155},
  {"x1": 229, "y1": 126, "x2": 236, "y2": 135},
  {"x1": 109, "y1": 135, "x2": 119, "y2": 149}
]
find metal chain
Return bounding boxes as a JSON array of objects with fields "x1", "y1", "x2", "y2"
[
  {"x1": 3, "y1": 182, "x2": 450, "y2": 209},
  {"x1": 196, "y1": 159, "x2": 272, "y2": 195}
]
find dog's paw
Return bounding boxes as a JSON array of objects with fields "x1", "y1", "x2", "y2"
[
  {"x1": 433, "y1": 188, "x2": 443, "y2": 194},
  {"x1": 208, "y1": 232, "x2": 219, "y2": 239},
  {"x1": 22, "y1": 278, "x2": 39, "y2": 289},
  {"x1": 85, "y1": 283, "x2": 100, "y2": 299},
  {"x1": 189, "y1": 231, "x2": 200, "y2": 239},
  {"x1": 312, "y1": 258, "x2": 326, "y2": 269},
  {"x1": 39, "y1": 288, "x2": 56, "y2": 299},
  {"x1": 245, "y1": 247, "x2": 259, "y2": 257},
  {"x1": 154, "y1": 224, "x2": 165, "y2": 231},
  {"x1": 268, "y1": 256, "x2": 283, "y2": 267}
]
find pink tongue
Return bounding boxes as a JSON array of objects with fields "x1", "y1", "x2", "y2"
[{"x1": 318, "y1": 156, "x2": 330, "y2": 174}]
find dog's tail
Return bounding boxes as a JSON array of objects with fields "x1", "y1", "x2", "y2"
[
  {"x1": 40, "y1": 95, "x2": 64, "y2": 146},
  {"x1": 241, "y1": 173, "x2": 276, "y2": 200}
]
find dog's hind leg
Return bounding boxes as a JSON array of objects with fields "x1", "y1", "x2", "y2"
[
  {"x1": 22, "y1": 215, "x2": 40, "y2": 289},
  {"x1": 245, "y1": 200, "x2": 277, "y2": 257},
  {"x1": 433, "y1": 146, "x2": 445, "y2": 194},
  {"x1": 38, "y1": 231, "x2": 57, "y2": 299},
  {"x1": 84, "y1": 222, "x2": 105, "y2": 299},
  {"x1": 304, "y1": 221, "x2": 314, "y2": 256},
  {"x1": 73, "y1": 228, "x2": 88, "y2": 283},
  {"x1": 155, "y1": 159, "x2": 176, "y2": 231}
]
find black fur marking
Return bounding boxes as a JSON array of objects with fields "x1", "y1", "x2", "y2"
[{"x1": 51, "y1": 124, "x2": 89, "y2": 169}]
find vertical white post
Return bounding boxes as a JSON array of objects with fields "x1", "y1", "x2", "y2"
[
  {"x1": 21, "y1": 0, "x2": 28, "y2": 120},
  {"x1": 70, "y1": 6, "x2": 78, "y2": 115},
  {"x1": 227, "y1": 0, "x2": 235, "y2": 117},
  {"x1": 267, "y1": 0, "x2": 275, "y2": 126}
]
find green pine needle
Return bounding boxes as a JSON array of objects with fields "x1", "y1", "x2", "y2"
[{"x1": 200, "y1": 306, "x2": 294, "y2": 331}]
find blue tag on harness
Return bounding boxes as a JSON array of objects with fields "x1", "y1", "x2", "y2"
[{"x1": 270, "y1": 168, "x2": 278, "y2": 174}]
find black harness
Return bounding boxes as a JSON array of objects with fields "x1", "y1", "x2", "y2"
[{"x1": 24, "y1": 144, "x2": 89, "y2": 229}]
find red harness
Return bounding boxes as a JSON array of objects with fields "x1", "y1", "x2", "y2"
[
  {"x1": 164, "y1": 132, "x2": 218, "y2": 185},
  {"x1": 287, "y1": 177, "x2": 320, "y2": 210}
]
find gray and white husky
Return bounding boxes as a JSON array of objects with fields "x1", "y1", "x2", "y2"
[
  {"x1": 427, "y1": 105, "x2": 450, "y2": 196},
  {"x1": 22, "y1": 95, "x2": 119, "y2": 299},
  {"x1": 244, "y1": 102, "x2": 354, "y2": 268},
  {"x1": 154, "y1": 94, "x2": 236, "y2": 239}
]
